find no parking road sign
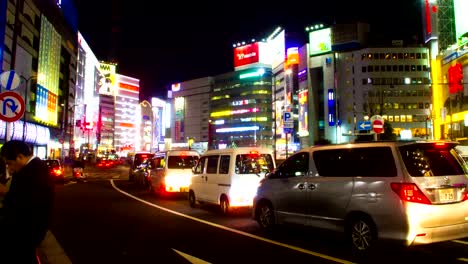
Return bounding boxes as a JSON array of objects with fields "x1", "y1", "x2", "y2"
[{"x1": 0, "y1": 91, "x2": 25, "y2": 122}]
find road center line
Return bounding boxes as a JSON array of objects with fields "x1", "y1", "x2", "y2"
[
  {"x1": 453, "y1": 240, "x2": 468, "y2": 245},
  {"x1": 110, "y1": 180, "x2": 355, "y2": 264}
]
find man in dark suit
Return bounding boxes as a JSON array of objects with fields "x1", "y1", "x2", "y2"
[{"x1": 0, "y1": 140, "x2": 55, "y2": 263}]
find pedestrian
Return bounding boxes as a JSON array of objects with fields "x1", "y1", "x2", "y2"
[{"x1": 0, "y1": 140, "x2": 55, "y2": 264}]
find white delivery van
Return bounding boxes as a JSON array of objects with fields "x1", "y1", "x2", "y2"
[
  {"x1": 188, "y1": 147, "x2": 276, "y2": 215},
  {"x1": 146, "y1": 149, "x2": 200, "y2": 196}
]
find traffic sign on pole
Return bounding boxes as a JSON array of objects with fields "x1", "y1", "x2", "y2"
[
  {"x1": 372, "y1": 119, "x2": 384, "y2": 134},
  {"x1": 0, "y1": 91, "x2": 25, "y2": 122},
  {"x1": 358, "y1": 121, "x2": 371, "y2": 131},
  {"x1": 0, "y1": 70, "x2": 21, "y2": 91}
]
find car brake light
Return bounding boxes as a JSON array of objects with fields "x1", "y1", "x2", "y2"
[
  {"x1": 463, "y1": 190, "x2": 468, "y2": 202},
  {"x1": 390, "y1": 182, "x2": 432, "y2": 205},
  {"x1": 250, "y1": 151, "x2": 259, "y2": 155}
]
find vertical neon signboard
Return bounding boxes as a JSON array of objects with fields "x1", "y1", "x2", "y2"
[{"x1": 328, "y1": 89, "x2": 335, "y2": 126}]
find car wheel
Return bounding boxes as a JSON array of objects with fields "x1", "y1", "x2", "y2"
[
  {"x1": 188, "y1": 191, "x2": 196, "y2": 208},
  {"x1": 347, "y1": 216, "x2": 377, "y2": 254},
  {"x1": 220, "y1": 196, "x2": 230, "y2": 215},
  {"x1": 256, "y1": 201, "x2": 275, "y2": 233}
]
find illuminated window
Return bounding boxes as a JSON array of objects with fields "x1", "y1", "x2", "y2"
[
  {"x1": 400, "y1": 115, "x2": 406, "y2": 122},
  {"x1": 407, "y1": 115, "x2": 413, "y2": 122}
]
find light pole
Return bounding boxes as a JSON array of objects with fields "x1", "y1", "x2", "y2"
[
  {"x1": 62, "y1": 103, "x2": 82, "y2": 161},
  {"x1": 272, "y1": 73, "x2": 277, "y2": 161},
  {"x1": 19, "y1": 74, "x2": 36, "y2": 142}
]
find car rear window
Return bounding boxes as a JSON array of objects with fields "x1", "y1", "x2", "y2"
[
  {"x1": 167, "y1": 155, "x2": 199, "y2": 169},
  {"x1": 313, "y1": 147, "x2": 397, "y2": 177},
  {"x1": 399, "y1": 143, "x2": 468, "y2": 176},
  {"x1": 235, "y1": 153, "x2": 275, "y2": 174},
  {"x1": 134, "y1": 153, "x2": 153, "y2": 166}
]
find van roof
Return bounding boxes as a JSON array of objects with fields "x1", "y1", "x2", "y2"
[
  {"x1": 164, "y1": 150, "x2": 200, "y2": 156},
  {"x1": 201, "y1": 147, "x2": 274, "y2": 155},
  {"x1": 305, "y1": 140, "x2": 459, "y2": 151}
]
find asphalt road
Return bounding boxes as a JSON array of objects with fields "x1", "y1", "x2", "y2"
[{"x1": 46, "y1": 165, "x2": 468, "y2": 264}]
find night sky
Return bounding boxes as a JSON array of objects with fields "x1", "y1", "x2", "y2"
[{"x1": 74, "y1": 0, "x2": 423, "y2": 101}]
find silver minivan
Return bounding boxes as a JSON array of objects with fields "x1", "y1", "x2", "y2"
[{"x1": 253, "y1": 141, "x2": 468, "y2": 253}]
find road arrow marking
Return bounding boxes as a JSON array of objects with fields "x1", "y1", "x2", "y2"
[{"x1": 173, "y1": 249, "x2": 211, "y2": 264}]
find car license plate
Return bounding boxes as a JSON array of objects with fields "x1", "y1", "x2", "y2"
[
  {"x1": 438, "y1": 188, "x2": 455, "y2": 202},
  {"x1": 180, "y1": 187, "x2": 188, "y2": 192}
]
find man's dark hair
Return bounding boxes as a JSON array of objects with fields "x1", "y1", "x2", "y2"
[{"x1": 0, "y1": 140, "x2": 33, "y2": 161}]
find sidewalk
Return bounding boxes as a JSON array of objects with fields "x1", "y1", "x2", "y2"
[{"x1": 37, "y1": 231, "x2": 72, "y2": 264}]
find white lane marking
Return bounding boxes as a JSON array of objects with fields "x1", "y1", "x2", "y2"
[
  {"x1": 453, "y1": 240, "x2": 468, "y2": 245},
  {"x1": 110, "y1": 180, "x2": 356, "y2": 264},
  {"x1": 172, "y1": 249, "x2": 211, "y2": 264}
]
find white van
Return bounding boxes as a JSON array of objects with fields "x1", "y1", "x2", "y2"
[
  {"x1": 145, "y1": 149, "x2": 200, "y2": 196},
  {"x1": 188, "y1": 147, "x2": 276, "y2": 214}
]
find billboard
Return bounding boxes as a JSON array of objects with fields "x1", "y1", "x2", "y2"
[
  {"x1": 286, "y1": 47, "x2": 299, "y2": 66},
  {"x1": 298, "y1": 90, "x2": 309, "y2": 137},
  {"x1": 36, "y1": 16, "x2": 61, "y2": 125},
  {"x1": 308, "y1": 28, "x2": 332, "y2": 56},
  {"x1": 454, "y1": 0, "x2": 468, "y2": 45},
  {"x1": 267, "y1": 29, "x2": 285, "y2": 69},
  {"x1": 99, "y1": 63, "x2": 117, "y2": 96},
  {"x1": 422, "y1": 0, "x2": 439, "y2": 43},
  {"x1": 234, "y1": 42, "x2": 260, "y2": 68}
]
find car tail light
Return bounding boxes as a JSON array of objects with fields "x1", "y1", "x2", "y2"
[
  {"x1": 391, "y1": 182, "x2": 432, "y2": 205},
  {"x1": 463, "y1": 190, "x2": 468, "y2": 202}
]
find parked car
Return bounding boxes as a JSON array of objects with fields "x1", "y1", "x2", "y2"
[
  {"x1": 189, "y1": 147, "x2": 275, "y2": 215},
  {"x1": 253, "y1": 140, "x2": 468, "y2": 254},
  {"x1": 44, "y1": 159, "x2": 65, "y2": 183}
]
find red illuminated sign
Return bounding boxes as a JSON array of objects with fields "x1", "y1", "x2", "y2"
[
  {"x1": 448, "y1": 62, "x2": 463, "y2": 94},
  {"x1": 118, "y1": 82, "x2": 139, "y2": 92},
  {"x1": 234, "y1": 43, "x2": 260, "y2": 68}
]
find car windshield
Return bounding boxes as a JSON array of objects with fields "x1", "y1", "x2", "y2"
[
  {"x1": 167, "y1": 156, "x2": 199, "y2": 169},
  {"x1": 399, "y1": 143, "x2": 468, "y2": 176},
  {"x1": 235, "y1": 154, "x2": 275, "y2": 174}
]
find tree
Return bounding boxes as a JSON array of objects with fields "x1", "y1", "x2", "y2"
[{"x1": 379, "y1": 121, "x2": 397, "y2": 141}]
